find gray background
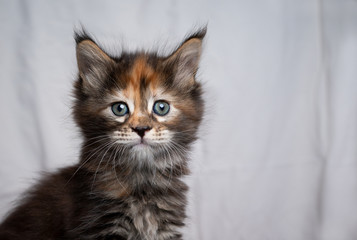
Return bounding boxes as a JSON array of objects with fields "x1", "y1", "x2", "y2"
[{"x1": 1, "y1": 0, "x2": 357, "y2": 239}]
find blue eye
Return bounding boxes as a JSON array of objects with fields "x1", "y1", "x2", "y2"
[
  {"x1": 111, "y1": 102, "x2": 129, "y2": 116},
  {"x1": 153, "y1": 101, "x2": 170, "y2": 116}
]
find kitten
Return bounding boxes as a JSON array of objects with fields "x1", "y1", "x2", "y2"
[{"x1": 0, "y1": 27, "x2": 206, "y2": 240}]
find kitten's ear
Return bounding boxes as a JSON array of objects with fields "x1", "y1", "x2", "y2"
[
  {"x1": 165, "y1": 27, "x2": 206, "y2": 89},
  {"x1": 76, "y1": 36, "x2": 115, "y2": 93}
]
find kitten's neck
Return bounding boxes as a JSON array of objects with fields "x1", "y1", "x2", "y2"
[{"x1": 83, "y1": 153, "x2": 190, "y2": 199}]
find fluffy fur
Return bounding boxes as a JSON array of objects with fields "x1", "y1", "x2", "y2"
[{"x1": 0, "y1": 27, "x2": 206, "y2": 240}]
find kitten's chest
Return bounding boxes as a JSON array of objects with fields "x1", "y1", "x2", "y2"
[
  {"x1": 78, "y1": 198, "x2": 182, "y2": 240},
  {"x1": 129, "y1": 201, "x2": 160, "y2": 240},
  {"x1": 126, "y1": 198, "x2": 184, "y2": 240}
]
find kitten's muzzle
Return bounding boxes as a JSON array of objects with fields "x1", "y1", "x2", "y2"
[{"x1": 132, "y1": 126, "x2": 152, "y2": 138}]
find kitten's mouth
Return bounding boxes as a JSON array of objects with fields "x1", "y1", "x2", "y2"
[
  {"x1": 129, "y1": 137, "x2": 157, "y2": 150},
  {"x1": 131, "y1": 140, "x2": 153, "y2": 153},
  {"x1": 134, "y1": 138, "x2": 150, "y2": 147}
]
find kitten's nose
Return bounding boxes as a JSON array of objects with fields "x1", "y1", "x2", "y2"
[{"x1": 132, "y1": 126, "x2": 152, "y2": 138}]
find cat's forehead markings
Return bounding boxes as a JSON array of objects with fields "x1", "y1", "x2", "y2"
[
  {"x1": 130, "y1": 57, "x2": 148, "y2": 87},
  {"x1": 110, "y1": 56, "x2": 164, "y2": 114},
  {"x1": 130, "y1": 57, "x2": 160, "y2": 89},
  {"x1": 126, "y1": 57, "x2": 145, "y2": 106},
  {"x1": 123, "y1": 57, "x2": 161, "y2": 104}
]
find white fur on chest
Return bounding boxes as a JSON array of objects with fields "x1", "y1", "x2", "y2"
[
  {"x1": 130, "y1": 202, "x2": 159, "y2": 240},
  {"x1": 128, "y1": 200, "x2": 180, "y2": 240}
]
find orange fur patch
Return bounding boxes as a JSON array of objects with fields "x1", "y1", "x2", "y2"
[{"x1": 119, "y1": 57, "x2": 162, "y2": 128}]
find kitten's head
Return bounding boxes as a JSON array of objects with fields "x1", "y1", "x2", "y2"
[{"x1": 73, "y1": 28, "x2": 205, "y2": 170}]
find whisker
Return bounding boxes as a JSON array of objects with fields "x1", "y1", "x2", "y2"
[
  {"x1": 65, "y1": 139, "x2": 113, "y2": 185},
  {"x1": 112, "y1": 144, "x2": 130, "y2": 195},
  {"x1": 91, "y1": 140, "x2": 118, "y2": 191}
]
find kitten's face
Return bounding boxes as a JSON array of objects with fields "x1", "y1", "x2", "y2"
[
  {"x1": 73, "y1": 30, "x2": 205, "y2": 169},
  {"x1": 98, "y1": 57, "x2": 200, "y2": 162}
]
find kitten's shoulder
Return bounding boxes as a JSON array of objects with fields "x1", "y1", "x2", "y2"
[{"x1": 0, "y1": 165, "x2": 82, "y2": 240}]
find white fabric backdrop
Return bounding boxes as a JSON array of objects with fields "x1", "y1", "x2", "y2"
[{"x1": 0, "y1": 0, "x2": 356, "y2": 239}]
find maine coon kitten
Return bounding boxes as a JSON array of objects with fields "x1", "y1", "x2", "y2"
[{"x1": 0, "y1": 28, "x2": 205, "y2": 240}]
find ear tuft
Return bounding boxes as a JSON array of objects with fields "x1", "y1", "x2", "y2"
[
  {"x1": 165, "y1": 27, "x2": 206, "y2": 89},
  {"x1": 183, "y1": 26, "x2": 207, "y2": 42},
  {"x1": 76, "y1": 36, "x2": 115, "y2": 93},
  {"x1": 74, "y1": 28, "x2": 95, "y2": 44}
]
